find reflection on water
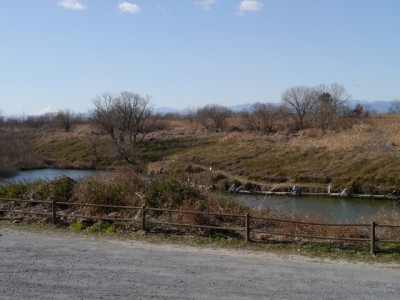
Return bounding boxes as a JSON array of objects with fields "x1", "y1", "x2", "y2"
[
  {"x1": 1, "y1": 169, "x2": 106, "y2": 183},
  {"x1": 226, "y1": 193, "x2": 400, "y2": 223}
]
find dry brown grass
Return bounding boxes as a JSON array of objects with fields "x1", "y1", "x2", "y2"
[
  {"x1": 150, "y1": 114, "x2": 400, "y2": 193},
  {"x1": 288, "y1": 116, "x2": 400, "y2": 153},
  {"x1": 24, "y1": 114, "x2": 400, "y2": 194}
]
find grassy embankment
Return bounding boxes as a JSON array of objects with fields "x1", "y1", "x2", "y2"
[{"x1": 27, "y1": 114, "x2": 400, "y2": 194}]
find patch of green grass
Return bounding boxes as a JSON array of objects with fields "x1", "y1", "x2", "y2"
[
  {"x1": 85, "y1": 222, "x2": 115, "y2": 234},
  {"x1": 70, "y1": 222, "x2": 85, "y2": 232},
  {"x1": 33, "y1": 135, "x2": 115, "y2": 167},
  {"x1": 69, "y1": 221, "x2": 117, "y2": 234},
  {"x1": 138, "y1": 137, "x2": 213, "y2": 162}
]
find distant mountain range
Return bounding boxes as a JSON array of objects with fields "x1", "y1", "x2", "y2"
[
  {"x1": 4, "y1": 100, "x2": 394, "y2": 119},
  {"x1": 348, "y1": 100, "x2": 392, "y2": 113},
  {"x1": 153, "y1": 100, "x2": 394, "y2": 115}
]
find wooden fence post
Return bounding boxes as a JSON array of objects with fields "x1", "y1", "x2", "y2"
[
  {"x1": 245, "y1": 213, "x2": 251, "y2": 242},
  {"x1": 370, "y1": 221, "x2": 376, "y2": 255},
  {"x1": 141, "y1": 205, "x2": 146, "y2": 233},
  {"x1": 51, "y1": 199, "x2": 57, "y2": 225}
]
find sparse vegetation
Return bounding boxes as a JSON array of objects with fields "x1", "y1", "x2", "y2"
[
  {"x1": 0, "y1": 86, "x2": 400, "y2": 201},
  {"x1": 0, "y1": 175, "x2": 75, "y2": 200},
  {"x1": 0, "y1": 171, "x2": 400, "y2": 255},
  {"x1": 2, "y1": 108, "x2": 400, "y2": 195}
]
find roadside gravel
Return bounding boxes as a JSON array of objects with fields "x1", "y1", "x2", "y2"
[{"x1": 0, "y1": 227, "x2": 399, "y2": 299}]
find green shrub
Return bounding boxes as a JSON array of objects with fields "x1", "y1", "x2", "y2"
[
  {"x1": 106, "y1": 224, "x2": 116, "y2": 233},
  {"x1": 0, "y1": 176, "x2": 75, "y2": 201},
  {"x1": 85, "y1": 222, "x2": 114, "y2": 233},
  {"x1": 70, "y1": 222, "x2": 85, "y2": 232},
  {"x1": 0, "y1": 182, "x2": 30, "y2": 199},
  {"x1": 222, "y1": 180, "x2": 231, "y2": 191},
  {"x1": 243, "y1": 182, "x2": 262, "y2": 191},
  {"x1": 211, "y1": 173, "x2": 227, "y2": 183},
  {"x1": 185, "y1": 165, "x2": 206, "y2": 174},
  {"x1": 145, "y1": 177, "x2": 200, "y2": 209},
  {"x1": 49, "y1": 176, "x2": 75, "y2": 200},
  {"x1": 211, "y1": 232, "x2": 227, "y2": 242},
  {"x1": 349, "y1": 180, "x2": 363, "y2": 194}
]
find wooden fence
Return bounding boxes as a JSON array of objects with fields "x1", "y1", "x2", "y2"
[{"x1": 1, "y1": 198, "x2": 400, "y2": 255}]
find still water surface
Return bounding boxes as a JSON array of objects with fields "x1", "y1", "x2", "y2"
[
  {"x1": 229, "y1": 193, "x2": 400, "y2": 222},
  {"x1": 1, "y1": 169, "x2": 104, "y2": 183},
  {"x1": 3, "y1": 169, "x2": 399, "y2": 222}
]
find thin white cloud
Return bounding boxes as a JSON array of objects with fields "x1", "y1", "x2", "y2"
[
  {"x1": 195, "y1": 0, "x2": 218, "y2": 10},
  {"x1": 58, "y1": 0, "x2": 87, "y2": 11},
  {"x1": 118, "y1": 2, "x2": 141, "y2": 14},
  {"x1": 237, "y1": 0, "x2": 263, "y2": 14}
]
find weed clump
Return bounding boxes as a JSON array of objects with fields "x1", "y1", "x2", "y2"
[
  {"x1": 69, "y1": 221, "x2": 116, "y2": 234},
  {"x1": 71, "y1": 168, "x2": 144, "y2": 213},
  {"x1": 145, "y1": 177, "x2": 200, "y2": 209},
  {"x1": 0, "y1": 175, "x2": 75, "y2": 201}
]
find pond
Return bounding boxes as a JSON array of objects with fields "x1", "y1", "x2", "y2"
[
  {"x1": 2, "y1": 169, "x2": 399, "y2": 223},
  {"x1": 227, "y1": 193, "x2": 400, "y2": 223},
  {"x1": 0, "y1": 169, "x2": 106, "y2": 183}
]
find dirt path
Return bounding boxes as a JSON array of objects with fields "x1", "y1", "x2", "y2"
[{"x1": 0, "y1": 227, "x2": 399, "y2": 299}]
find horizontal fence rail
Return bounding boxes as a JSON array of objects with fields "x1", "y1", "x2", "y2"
[
  {"x1": 252, "y1": 216, "x2": 370, "y2": 227},
  {"x1": 1, "y1": 198, "x2": 400, "y2": 254}
]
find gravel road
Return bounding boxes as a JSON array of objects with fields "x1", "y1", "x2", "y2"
[{"x1": 0, "y1": 227, "x2": 399, "y2": 299}]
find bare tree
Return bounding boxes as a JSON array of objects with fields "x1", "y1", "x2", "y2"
[
  {"x1": 388, "y1": 99, "x2": 400, "y2": 114},
  {"x1": 313, "y1": 83, "x2": 350, "y2": 132},
  {"x1": 0, "y1": 110, "x2": 4, "y2": 130},
  {"x1": 185, "y1": 106, "x2": 197, "y2": 125},
  {"x1": 56, "y1": 109, "x2": 75, "y2": 132},
  {"x1": 245, "y1": 102, "x2": 277, "y2": 133},
  {"x1": 240, "y1": 110, "x2": 255, "y2": 131},
  {"x1": 282, "y1": 83, "x2": 350, "y2": 132},
  {"x1": 196, "y1": 104, "x2": 232, "y2": 132},
  {"x1": 92, "y1": 92, "x2": 152, "y2": 164},
  {"x1": 281, "y1": 86, "x2": 316, "y2": 130}
]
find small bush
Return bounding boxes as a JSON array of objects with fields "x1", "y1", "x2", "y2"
[
  {"x1": 0, "y1": 182, "x2": 30, "y2": 199},
  {"x1": 185, "y1": 165, "x2": 206, "y2": 174},
  {"x1": 71, "y1": 168, "x2": 144, "y2": 213},
  {"x1": 0, "y1": 176, "x2": 75, "y2": 201},
  {"x1": 244, "y1": 182, "x2": 260, "y2": 191},
  {"x1": 106, "y1": 224, "x2": 117, "y2": 233},
  {"x1": 232, "y1": 179, "x2": 242, "y2": 188},
  {"x1": 145, "y1": 177, "x2": 200, "y2": 209},
  {"x1": 70, "y1": 222, "x2": 85, "y2": 232},
  {"x1": 37, "y1": 176, "x2": 75, "y2": 201},
  {"x1": 85, "y1": 222, "x2": 114, "y2": 233},
  {"x1": 349, "y1": 180, "x2": 363, "y2": 194},
  {"x1": 211, "y1": 232, "x2": 227, "y2": 242},
  {"x1": 211, "y1": 173, "x2": 227, "y2": 183},
  {"x1": 222, "y1": 180, "x2": 231, "y2": 191}
]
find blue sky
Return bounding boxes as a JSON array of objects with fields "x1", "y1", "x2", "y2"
[{"x1": 0, "y1": 0, "x2": 399, "y2": 115}]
